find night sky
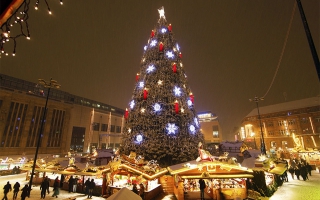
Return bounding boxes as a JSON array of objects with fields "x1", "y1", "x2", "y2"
[{"x1": 1, "y1": 0, "x2": 319, "y2": 140}]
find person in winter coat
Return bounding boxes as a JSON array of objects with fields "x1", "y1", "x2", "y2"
[
  {"x1": 87, "y1": 179, "x2": 95, "y2": 199},
  {"x1": 52, "y1": 177, "x2": 60, "y2": 198},
  {"x1": 84, "y1": 178, "x2": 90, "y2": 195},
  {"x1": 13, "y1": 182, "x2": 20, "y2": 200},
  {"x1": 68, "y1": 176, "x2": 74, "y2": 193},
  {"x1": 288, "y1": 166, "x2": 295, "y2": 179},
  {"x1": 40, "y1": 178, "x2": 49, "y2": 199},
  {"x1": 20, "y1": 185, "x2": 29, "y2": 200},
  {"x1": 199, "y1": 179, "x2": 206, "y2": 200},
  {"x1": 2, "y1": 181, "x2": 12, "y2": 200}
]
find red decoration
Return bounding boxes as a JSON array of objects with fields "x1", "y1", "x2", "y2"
[
  {"x1": 159, "y1": 42, "x2": 164, "y2": 51},
  {"x1": 151, "y1": 30, "x2": 155, "y2": 38},
  {"x1": 168, "y1": 24, "x2": 172, "y2": 32},
  {"x1": 172, "y1": 63, "x2": 177, "y2": 73},
  {"x1": 189, "y1": 93, "x2": 194, "y2": 103},
  {"x1": 179, "y1": 52, "x2": 182, "y2": 58},
  {"x1": 175, "y1": 100, "x2": 179, "y2": 114},
  {"x1": 125, "y1": 108, "x2": 129, "y2": 119},
  {"x1": 136, "y1": 73, "x2": 139, "y2": 82},
  {"x1": 143, "y1": 88, "x2": 148, "y2": 100}
]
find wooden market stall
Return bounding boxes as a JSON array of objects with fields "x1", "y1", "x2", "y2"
[
  {"x1": 103, "y1": 154, "x2": 168, "y2": 200},
  {"x1": 167, "y1": 160, "x2": 253, "y2": 200}
]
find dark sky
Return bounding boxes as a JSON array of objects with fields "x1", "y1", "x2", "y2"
[{"x1": 1, "y1": 0, "x2": 319, "y2": 140}]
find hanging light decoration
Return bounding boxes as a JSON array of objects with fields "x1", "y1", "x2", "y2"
[{"x1": 0, "y1": 0, "x2": 64, "y2": 56}]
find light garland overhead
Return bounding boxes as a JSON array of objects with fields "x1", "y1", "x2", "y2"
[{"x1": 0, "y1": 0, "x2": 63, "y2": 56}]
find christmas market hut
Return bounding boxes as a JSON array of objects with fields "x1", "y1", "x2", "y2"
[
  {"x1": 167, "y1": 160, "x2": 253, "y2": 200},
  {"x1": 102, "y1": 153, "x2": 168, "y2": 200}
]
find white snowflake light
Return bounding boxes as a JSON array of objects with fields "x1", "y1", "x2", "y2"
[
  {"x1": 150, "y1": 40, "x2": 157, "y2": 47},
  {"x1": 139, "y1": 81, "x2": 144, "y2": 88},
  {"x1": 181, "y1": 107, "x2": 185, "y2": 113},
  {"x1": 176, "y1": 43, "x2": 180, "y2": 51},
  {"x1": 157, "y1": 80, "x2": 163, "y2": 85},
  {"x1": 161, "y1": 28, "x2": 167, "y2": 33},
  {"x1": 189, "y1": 125, "x2": 196, "y2": 134},
  {"x1": 194, "y1": 118, "x2": 199, "y2": 127},
  {"x1": 128, "y1": 128, "x2": 132, "y2": 133},
  {"x1": 166, "y1": 123, "x2": 178, "y2": 134},
  {"x1": 187, "y1": 99, "x2": 193, "y2": 107},
  {"x1": 174, "y1": 86, "x2": 182, "y2": 96},
  {"x1": 136, "y1": 134, "x2": 143, "y2": 143},
  {"x1": 130, "y1": 100, "x2": 135, "y2": 109},
  {"x1": 141, "y1": 108, "x2": 145, "y2": 113},
  {"x1": 144, "y1": 45, "x2": 147, "y2": 51},
  {"x1": 153, "y1": 103, "x2": 161, "y2": 112},
  {"x1": 146, "y1": 65, "x2": 155, "y2": 73},
  {"x1": 166, "y1": 51, "x2": 174, "y2": 59}
]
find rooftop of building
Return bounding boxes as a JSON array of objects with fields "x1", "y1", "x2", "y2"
[{"x1": 246, "y1": 96, "x2": 320, "y2": 117}]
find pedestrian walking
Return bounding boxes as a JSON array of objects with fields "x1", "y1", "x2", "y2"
[
  {"x1": 84, "y1": 178, "x2": 90, "y2": 195},
  {"x1": 20, "y1": 185, "x2": 29, "y2": 200},
  {"x1": 13, "y1": 182, "x2": 20, "y2": 200},
  {"x1": 199, "y1": 178, "x2": 206, "y2": 200},
  {"x1": 45, "y1": 176, "x2": 50, "y2": 194},
  {"x1": 73, "y1": 176, "x2": 79, "y2": 193},
  {"x1": 40, "y1": 178, "x2": 49, "y2": 199},
  {"x1": 132, "y1": 183, "x2": 138, "y2": 195},
  {"x1": 68, "y1": 176, "x2": 74, "y2": 193},
  {"x1": 52, "y1": 177, "x2": 60, "y2": 198},
  {"x1": 294, "y1": 166, "x2": 301, "y2": 180},
  {"x1": 139, "y1": 183, "x2": 145, "y2": 200},
  {"x1": 288, "y1": 166, "x2": 295, "y2": 179},
  {"x1": 2, "y1": 181, "x2": 12, "y2": 200},
  {"x1": 306, "y1": 162, "x2": 312, "y2": 176},
  {"x1": 88, "y1": 179, "x2": 95, "y2": 199}
]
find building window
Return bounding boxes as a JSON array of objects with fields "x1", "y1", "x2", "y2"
[
  {"x1": 1, "y1": 102, "x2": 28, "y2": 147},
  {"x1": 300, "y1": 118, "x2": 308, "y2": 124},
  {"x1": 270, "y1": 141, "x2": 276, "y2": 148},
  {"x1": 267, "y1": 122, "x2": 274, "y2": 127},
  {"x1": 212, "y1": 125, "x2": 219, "y2": 138},
  {"x1": 110, "y1": 125, "x2": 115, "y2": 132},
  {"x1": 302, "y1": 128, "x2": 310, "y2": 134},
  {"x1": 315, "y1": 117, "x2": 320, "y2": 123},
  {"x1": 116, "y1": 126, "x2": 121, "y2": 133},
  {"x1": 47, "y1": 109, "x2": 65, "y2": 147},
  {"x1": 288, "y1": 119, "x2": 296, "y2": 125},
  {"x1": 101, "y1": 124, "x2": 108, "y2": 132},
  {"x1": 278, "y1": 121, "x2": 285, "y2": 126},
  {"x1": 93, "y1": 123, "x2": 100, "y2": 131},
  {"x1": 26, "y1": 105, "x2": 44, "y2": 147},
  {"x1": 268, "y1": 131, "x2": 274, "y2": 136},
  {"x1": 70, "y1": 127, "x2": 85, "y2": 152},
  {"x1": 279, "y1": 130, "x2": 286, "y2": 135}
]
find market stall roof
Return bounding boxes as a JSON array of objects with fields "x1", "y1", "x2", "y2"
[
  {"x1": 106, "y1": 187, "x2": 142, "y2": 200},
  {"x1": 103, "y1": 159, "x2": 168, "y2": 180},
  {"x1": 167, "y1": 160, "x2": 253, "y2": 179},
  {"x1": 269, "y1": 163, "x2": 287, "y2": 175}
]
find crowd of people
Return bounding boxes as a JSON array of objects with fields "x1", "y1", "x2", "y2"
[
  {"x1": 288, "y1": 157, "x2": 312, "y2": 181},
  {"x1": 1, "y1": 175, "x2": 96, "y2": 199}
]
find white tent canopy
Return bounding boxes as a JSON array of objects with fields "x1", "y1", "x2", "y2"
[{"x1": 106, "y1": 187, "x2": 142, "y2": 200}]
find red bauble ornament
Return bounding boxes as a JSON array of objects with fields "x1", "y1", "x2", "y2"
[
  {"x1": 125, "y1": 108, "x2": 129, "y2": 119},
  {"x1": 136, "y1": 73, "x2": 139, "y2": 82},
  {"x1": 151, "y1": 30, "x2": 155, "y2": 38},
  {"x1": 189, "y1": 93, "x2": 194, "y2": 103},
  {"x1": 179, "y1": 52, "x2": 182, "y2": 58},
  {"x1": 143, "y1": 88, "x2": 148, "y2": 100},
  {"x1": 172, "y1": 63, "x2": 177, "y2": 73},
  {"x1": 168, "y1": 24, "x2": 172, "y2": 32},
  {"x1": 175, "y1": 100, "x2": 179, "y2": 114},
  {"x1": 159, "y1": 42, "x2": 164, "y2": 51}
]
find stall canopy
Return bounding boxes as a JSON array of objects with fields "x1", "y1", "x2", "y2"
[
  {"x1": 269, "y1": 163, "x2": 287, "y2": 175},
  {"x1": 167, "y1": 160, "x2": 254, "y2": 179},
  {"x1": 106, "y1": 187, "x2": 142, "y2": 200}
]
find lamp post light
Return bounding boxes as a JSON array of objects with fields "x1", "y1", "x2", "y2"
[
  {"x1": 28, "y1": 78, "x2": 60, "y2": 196},
  {"x1": 249, "y1": 96, "x2": 266, "y2": 155}
]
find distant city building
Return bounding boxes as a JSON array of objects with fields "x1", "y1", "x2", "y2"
[
  {"x1": 241, "y1": 97, "x2": 320, "y2": 151},
  {"x1": 0, "y1": 74, "x2": 124, "y2": 156},
  {"x1": 198, "y1": 111, "x2": 222, "y2": 144}
]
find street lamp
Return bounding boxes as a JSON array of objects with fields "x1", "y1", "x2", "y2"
[
  {"x1": 249, "y1": 96, "x2": 266, "y2": 155},
  {"x1": 28, "y1": 78, "x2": 60, "y2": 196}
]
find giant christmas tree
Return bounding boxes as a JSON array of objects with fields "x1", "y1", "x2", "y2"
[{"x1": 120, "y1": 7, "x2": 204, "y2": 167}]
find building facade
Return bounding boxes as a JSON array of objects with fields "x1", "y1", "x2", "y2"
[
  {"x1": 197, "y1": 111, "x2": 222, "y2": 149},
  {"x1": 0, "y1": 74, "x2": 124, "y2": 156},
  {"x1": 241, "y1": 97, "x2": 320, "y2": 151}
]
